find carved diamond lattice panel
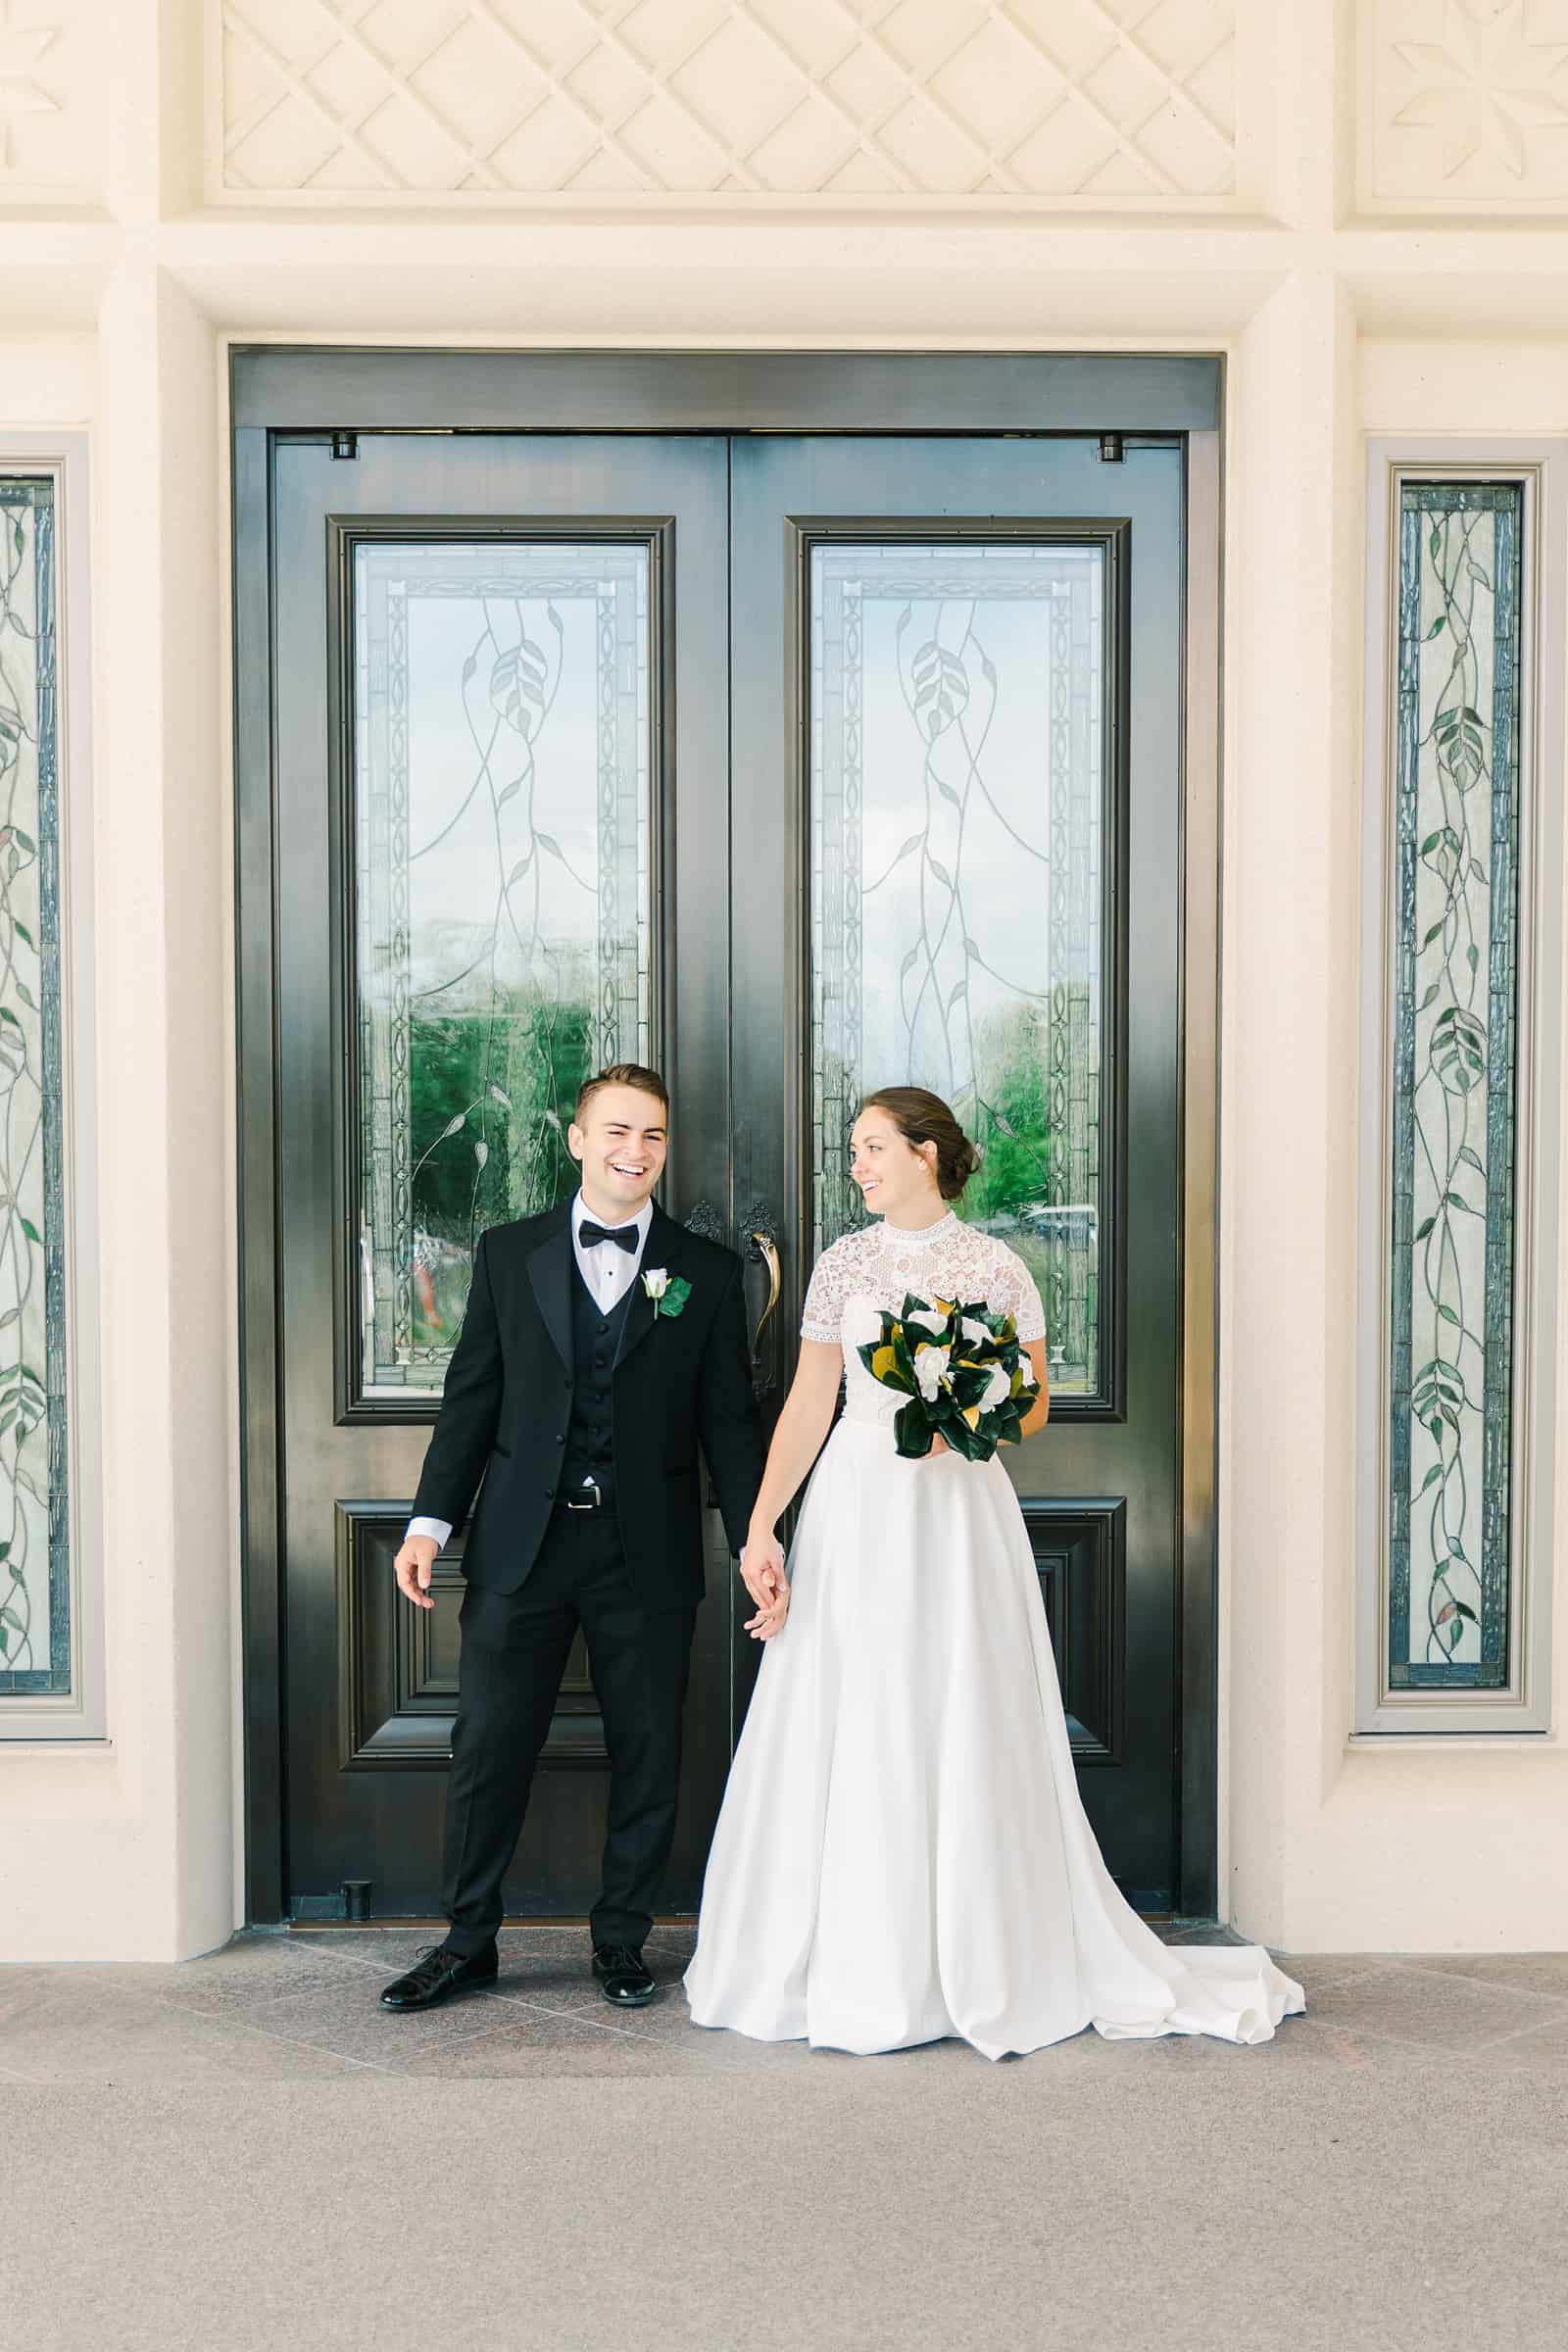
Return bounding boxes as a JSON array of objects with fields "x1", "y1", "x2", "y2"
[
  {"x1": 215, "y1": 0, "x2": 1238, "y2": 206},
  {"x1": 0, "y1": 0, "x2": 107, "y2": 205},
  {"x1": 1367, "y1": 0, "x2": 1568, "y2": 209}
]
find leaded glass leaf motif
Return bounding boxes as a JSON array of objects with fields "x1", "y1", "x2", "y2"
[
  {"x1": 809, "y1": 542, "x2": 1104, "y2": 1396},
  {"x1": 1388, "y1": 483, "x2": 1522, "y2": 1690},
  {"x1": 0, "y1": 482, "x2": 69, "y2": 1695},
  {"x1": 354, "y1": 542, "x2": 651, "y2": 1398}
]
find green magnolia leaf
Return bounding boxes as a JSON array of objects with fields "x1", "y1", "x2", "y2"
[{"x1": 893, "y1": 1399, "x2": 935, "y2": 1458}]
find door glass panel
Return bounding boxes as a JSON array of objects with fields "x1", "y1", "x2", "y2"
[
  {"x1": 353, "y1": 539, "x2": 651, "y2": 1399},
  {"x1": 0, "y1": 479, "x2": 69, "y2": 1695},
  {"x1": 808, "y1": 538, "x2": 1105, "y2": 1396},
  {"x1": 1387, "y1": 481, "x2": 1523, "y2": 1690}
]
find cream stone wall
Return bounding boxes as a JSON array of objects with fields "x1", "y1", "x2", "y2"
[{"x1": 2, "y1": 0, "x2": 1567, "y2": 1958}]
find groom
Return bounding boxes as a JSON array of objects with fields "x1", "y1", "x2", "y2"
[{"x1": 380, "y1": 1064, "x2": 766, "y2": 2014}]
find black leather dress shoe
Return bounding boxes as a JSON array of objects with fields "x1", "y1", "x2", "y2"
[
  {"x1": 380, "y1": 1942, "x2": 498, "y2": 2012},
  {"x1": 592, "y1": 1942, "x2": 657, "y2": 2007}
]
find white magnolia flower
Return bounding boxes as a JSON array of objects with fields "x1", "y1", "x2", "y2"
[
  {"x1": 641, "y1": 1266, "x2": 670, "y2": 1299},
  {"x1": 960, "y1": 1315, "x2": 991, "y2": 1347},
  {"x1": 906, "y1": 1306, "x2": 949, "y2": 1336},
  {"x1": 981, "y1": 1362, "x2": 1012, "y2": 1410},
  {"x1": 914, "y1": 1343, "x2": 952, "y2": 1401},
  {"x1": 1017, "y1": 1360, "x2": 1038, "y2": 1390}
]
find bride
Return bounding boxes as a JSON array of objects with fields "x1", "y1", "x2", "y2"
[{"x1": 682, "y1": 1086, "x2": 1305, "y2": 2060}]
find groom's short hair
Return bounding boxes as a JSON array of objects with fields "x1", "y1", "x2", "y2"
[{"x1": 574, "y1": 1063, "x2": 669, "y2": 1126}]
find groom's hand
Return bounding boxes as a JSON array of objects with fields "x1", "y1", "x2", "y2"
[{"x1": 394, "y1": 1535, "x2": 439, "y2": 1611}]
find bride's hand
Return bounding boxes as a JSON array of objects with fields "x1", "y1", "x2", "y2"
[{"x1": 925, "y1": 1431, "x2": 950, "y2": 1459}]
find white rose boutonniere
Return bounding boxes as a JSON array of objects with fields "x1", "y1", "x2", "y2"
[{"x1": 642, "y1": 1266, "x2": 692, "y2": 1319}]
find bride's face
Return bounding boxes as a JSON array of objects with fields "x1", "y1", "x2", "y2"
[{"x1": 849, "y1": 1109, "x2": 939, "y2": 1221}]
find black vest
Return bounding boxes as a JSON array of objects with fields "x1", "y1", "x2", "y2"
[{"x1": 561, "y1": 1258, "x2": 635, "y2": 1495}]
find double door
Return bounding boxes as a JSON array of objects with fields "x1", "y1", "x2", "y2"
[{"x1": 244, "y1": 400, "x2": 1201, "y2": 1922}]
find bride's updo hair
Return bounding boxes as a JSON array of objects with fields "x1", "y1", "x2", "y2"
[{"x1": 858, "y1": 1087, "x2": 982, "y2": 1202}]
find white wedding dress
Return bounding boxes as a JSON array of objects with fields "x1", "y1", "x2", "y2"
[{"x1": 682, "y1": 1208, "x2": 1305, "y2": 2061}]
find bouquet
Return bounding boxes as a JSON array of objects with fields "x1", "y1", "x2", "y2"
[{"x1": 856, "y1": 1293, "x2": 1038, "y2": 1463}]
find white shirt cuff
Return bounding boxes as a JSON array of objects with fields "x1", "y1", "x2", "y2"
[{"x1": 406, "y1": 1514, "x2": 453, "y2": 1550}]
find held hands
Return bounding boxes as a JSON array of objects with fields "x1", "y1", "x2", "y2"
[
  {"x1": 394, "y1": 1534, "x2": 439, "y2": 1611},
  {"x1": 740, "y1": 1529, "x2": 790, "y2": 1641}
]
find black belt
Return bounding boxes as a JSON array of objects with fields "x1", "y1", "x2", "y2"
[{"x1": 557, "y1": 1477, "x2": 613, "y2": 1512}]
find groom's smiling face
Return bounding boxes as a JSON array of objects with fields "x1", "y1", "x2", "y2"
[{"x1": 568, "y1": 1085, "x2": 667, "y2": 1221}]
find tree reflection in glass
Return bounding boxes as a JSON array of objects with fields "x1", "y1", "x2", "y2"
[
  {"x1": 354, "y1": 541, "x2": 650, "y2": 1397},
  {"x1": 810, "y1": 540, "x2": 1104, "y2": 1396}
]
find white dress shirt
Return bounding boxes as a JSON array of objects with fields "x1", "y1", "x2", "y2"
[{"x1": 405, "y1": 1191, "x2": 655, "y2": 1551}]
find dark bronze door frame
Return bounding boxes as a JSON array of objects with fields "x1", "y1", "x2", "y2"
[{"x1": 232, "y1": 348, "x2": 1224, "y2": 1926}]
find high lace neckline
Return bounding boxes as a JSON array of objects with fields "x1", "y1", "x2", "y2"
[{"x1": 874, "y1": 1208, "x2": 959, "y2": 1248}]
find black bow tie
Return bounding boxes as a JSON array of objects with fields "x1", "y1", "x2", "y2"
[{"x1": 579, "y1": 1219, "x2": 639, "y2": 1254}]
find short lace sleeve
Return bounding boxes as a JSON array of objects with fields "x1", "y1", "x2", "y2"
[
  {"x1": 800, "y1": 1239, "x2": 853, "y2": 1346},
  {"x1": 994, "y1": 1244, "x2": 1048, "y2": 1346}
]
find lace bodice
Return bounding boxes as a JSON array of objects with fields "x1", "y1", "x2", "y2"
[{"x1": 801, "y1": 1210, "x2": 1047, "y2": 1430}]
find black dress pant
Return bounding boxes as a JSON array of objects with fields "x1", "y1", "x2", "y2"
[{"x1": 440, "y1": 1501, "x2": 698, "y2": 1956}]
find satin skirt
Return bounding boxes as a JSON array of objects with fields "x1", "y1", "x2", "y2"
[{"x1": 683, "y1": 1416, "x2": 1305, "y2": 2060}]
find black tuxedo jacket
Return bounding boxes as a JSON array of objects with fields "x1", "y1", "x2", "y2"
[{"x1": 411, "y1": 1200, "x2": 766, "y2": 1608}]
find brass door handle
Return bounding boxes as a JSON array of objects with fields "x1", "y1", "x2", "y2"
[
  {"x1": 750, "y1": 1229, "x2": 781, "y2": 1352},
  {"x1": 744, "y1": 1206, "x2": 782, "y2": 1397}
]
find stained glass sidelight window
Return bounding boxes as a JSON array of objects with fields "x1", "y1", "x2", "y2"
[
  {"x1": 1387, "y1": 482, "x2": 1523, "y2": 1690},
  {"x1": 353, "y1": 541, "x2": 651, "y2": 1399},
  {"x1": 0, "y1": 481, "x2": 69, "y2": 1695},
  {"x1": 809, "y1": 539, "x2": 1106, "y2": 1396}
]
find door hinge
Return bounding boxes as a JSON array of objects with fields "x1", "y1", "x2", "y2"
[
  {"x1": 1098, "y1": 432, "x2": 1125, "y2": 464},
  {"x1": 331, "y1": 430, "x2": 359, "y2": 462}
]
